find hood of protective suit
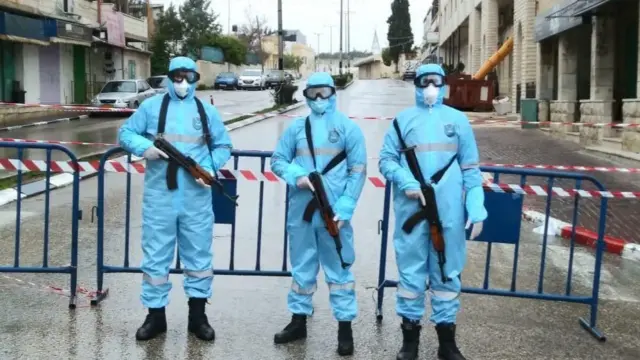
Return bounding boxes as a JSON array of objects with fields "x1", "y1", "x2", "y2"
[
  {"x1": 415, "y1": 63, "x2": 446, "y2": 108},
  {"x1": 167, "y1": 56, "x2": 198, "y2": 101},
  {"x1": 305, "y1": 72, "x2": 337, "y2": 116}
]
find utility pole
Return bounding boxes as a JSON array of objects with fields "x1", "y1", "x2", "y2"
[
  {"x1": 339, "y1": 0, "x2": 343, "y2": 75},
  {"x1": 277, "y1": 0, "x2": 284, "y2": 72},
  {"x1": 346, "y1": 0, "x2": 350, "y2": 71},
  {"x1": 324, "y1": 25, "x2": 335, "y2": 73},
  {"x1": 314, "y1": 32, "x2": 322, "y2": 71},
  {"x1": 227, "y1": 0, "x2": 231, "y2": 34},
  {"x1": 227, "y1": 0, "x2": 231, "y2": 71}
]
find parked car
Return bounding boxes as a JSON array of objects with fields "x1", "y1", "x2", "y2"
[
  {"x1": 90, "y1": 79, "x2": 156, "y2": 116},
  {"x1": 238, "y1": 69, "x2": 266, "y2": 90},
  {"x1": 214, "y1": 72, "x2": 239, "y2": 90},
  {"x1": 264, "y1": 69, "x2": 286, "y2": 88},
  {"x1": 146, "y1": 75, "x2": 169, "y2": 94},
  {"x1": 402, "y1": 69, "x2": 417, "y2": 80}
]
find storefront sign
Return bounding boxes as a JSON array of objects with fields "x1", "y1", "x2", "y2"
[
  {"x1": 0, "y1": 11, "x2": 56, "y2": 41},
  {"x1": 534, "y1": 0, "x2": 586, "y2": 42},
  {"x1": 56, "y1": 20, "x2": 92, "y2": 43}
]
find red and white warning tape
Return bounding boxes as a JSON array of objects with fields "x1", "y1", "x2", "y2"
[
  {"x1": 3, "y1": 137, "x2": 640, "y2": 175},
  {"x1": 1, "y1": 158, "x2": 639, "y2": 198},
  {"x1": 0, "y1": 274, "x2": 101, "y2": 301},
  {"x1": 2, "y1": 101, "x2": 640, "y2": 128}
]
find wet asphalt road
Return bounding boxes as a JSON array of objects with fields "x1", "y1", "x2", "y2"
[
  {"x1": 0, "y1": 88, "x2": 283, "y2": 166},
  {"x1": 1, "y1": 80, "x2": 640, "y2": 359}
]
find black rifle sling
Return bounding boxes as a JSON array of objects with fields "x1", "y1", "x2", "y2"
[
  {"x1": 392, "y1": 118, "x2": 458, "y2": 186},
  {"x1": 303, "y1": 116, "x2": 347, "y2": 222},
  {"x1": 157, "y1": 94, "x2": 213, "y2": 191}
]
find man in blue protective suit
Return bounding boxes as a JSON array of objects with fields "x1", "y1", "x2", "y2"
[
  {"x1": 378, "y1": 63, "x2": 487, "y2": 360},
  {"x1": 270, "y1": 72, "x2": 367, "y2": 356},
  {"x1": 118, "y1": 56, "x2": 232, "y2": 342}
]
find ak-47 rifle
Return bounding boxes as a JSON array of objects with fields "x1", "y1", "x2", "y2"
[
  {"x1": 154, "y1": 137, "x2": 239, "y2": 205},
  {"x1": 392, "y1": 119, "x2": 457, "y2": 283},
  {"x1": 304, "y1": 171, "x2": 350, "y2": 269}
]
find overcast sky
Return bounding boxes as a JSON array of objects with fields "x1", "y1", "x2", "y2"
[{"x1": 157, "y1": 0, "x2": 432, "y2": 53}]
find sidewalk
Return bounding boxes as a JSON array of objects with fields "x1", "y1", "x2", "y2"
[
  {"x1": 0, "y1": 111, "x2": 90, "y2": 132},
  {"x1": 476, "y1": 126, "x2": 640, "y2": 244}
]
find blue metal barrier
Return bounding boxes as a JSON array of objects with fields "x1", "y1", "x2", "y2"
[
  {"x1": 375, "y1": 166, "x2": 608, "y2": 341},
  {"x1": 0, "y1": 142, "x2": 81, "y2": 309},
  {"x1": 91, "y1": 148, "x2": 291, "y2": 305}
]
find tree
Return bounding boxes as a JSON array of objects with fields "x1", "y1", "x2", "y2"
[
  {"x1": 387, "y1": 0, "x2": 414, "y2": 72},
  {"x1": 283, "y1": 54, "x2": 303, "y2": 72},
  {"x1": 381, "y1": 47, "x2": 393, "y2": 67},
  {"x1": 211, "y1": 35, "x2": 248, "y2": 66},
  {"x1": 179, "y1": 0, "x2": 222, "y2": 59},
  {"x1": 238, "y1": 11, "x2": 275, "y2": 71},
  {"x1": 149, "y1": 4, "x2": 182, "y2": 75}
]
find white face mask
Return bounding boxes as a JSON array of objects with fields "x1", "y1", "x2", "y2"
[
  {"x1": 424, "y1": 84, "x2": 439, "y2": 106},
  {"x1": 174, "y1": 79, "x2": 189, "y2": 98},
  {"x1": 309, "y1": 98, "x2": 330, "y2": 114}
]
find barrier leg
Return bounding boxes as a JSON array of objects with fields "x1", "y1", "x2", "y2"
[
  {"x1": 579, "y1": 197, "x2": 607, "y2": 342},
  {"x1": 375, "y1": 183, "x2": 393, "y2": 322},
  {"x1": 91, "y1": 156, "x2": 110, "y2": 306}
]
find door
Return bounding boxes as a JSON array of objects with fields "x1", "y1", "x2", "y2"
[
  {"x1": 1, "y1": 41, "x2": 16, "y2": 102},
  {"x1": 73, "y1": 45, "x2": 87, "y2": 104},
  {"x1": 39, "y1": 45, "x2": 61, "y2": 104}
]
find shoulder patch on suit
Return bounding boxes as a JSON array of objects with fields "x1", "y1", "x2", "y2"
[
  {"x1": 443, "y1": 123, "x2": 456, "y2": 137},
  {"x1": 328, "y1": 128, "x2": 340, "y2": 143},
  {"x1": 192, "y1": 115, "x2": 203, "y2": 130}
]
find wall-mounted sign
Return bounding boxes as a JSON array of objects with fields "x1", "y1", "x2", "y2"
[
  {"x1": 56, "y1": 20, "x2": 92, "y2": 42},
  {"x1": 533, "y1": 0, "x2": 593, "y2": 42}
]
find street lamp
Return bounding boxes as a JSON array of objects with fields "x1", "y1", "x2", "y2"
[{"x1": 314, "y1": 32, "x2": 322, "y2": 71}]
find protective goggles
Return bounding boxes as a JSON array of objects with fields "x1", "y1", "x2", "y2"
[
  {"x1": 414, "y1": 72, "x2": 445, "y2": 88},
  {"x1": 303, "y1": 85, "x2": 336, "y2": 100},
  {"x1": 167, "y1": 68, "x2": 201, "y2": 84}
]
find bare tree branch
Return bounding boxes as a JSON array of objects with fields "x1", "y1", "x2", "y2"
[{"x1": 237, "y1": 8, "x2": 276, "y2": 71}]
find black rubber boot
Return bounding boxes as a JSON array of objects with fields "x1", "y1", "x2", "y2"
[
  {"x1": 274, "y1": 314, "x2": 307, "y2": 344},
  {"x1": 396, "y1": 317, "x2": 421, "y2": 360},
  {"x1": 436, "y1": 323, "x2": 466, "y2": 360},
  {"x1": 187, "y1": 298, "x2": 216, "y2": 341},
  {"x1": 135, "y1": 307, "x2": 167, "y2": 341},
  {"x1": 337, "y1": 321, "x2": 354, "y2": 356}
]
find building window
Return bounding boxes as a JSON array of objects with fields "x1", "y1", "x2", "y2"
[{"x1": 128, "y1": 60, "x2": 136, "y2": 79}]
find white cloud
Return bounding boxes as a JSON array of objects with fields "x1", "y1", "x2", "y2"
[{"x1": 156, "y1": 0, "x2": 431, "y2": 53}]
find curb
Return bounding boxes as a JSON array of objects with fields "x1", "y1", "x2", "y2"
[
  {"x1": 483, "y1": 172, "x2": 640, "y2": 261},
  {"x1": 0, "y1": 102, "x2": 305, "y2": 208},
  {"x1": 0, "y1": 114, "x2": 89, "y2": 132},
  {"x1": 521, "y1": 208, "x2": 639, "y2": 261},
  {"x1": 337, "y1": 80, "x2": 354, "y2": 90}
]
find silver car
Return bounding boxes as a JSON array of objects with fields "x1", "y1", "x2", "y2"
[
  {"x1": 147, "y1": 75, "x2": 169, "y2": 95},
  {"x1": 238, "y1": 69, "x2": 266, "y2": 90},
  {"x1": 90, "y1": 79, "x2": 156, "y2": 114}
]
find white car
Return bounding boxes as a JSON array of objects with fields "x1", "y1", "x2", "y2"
[
  {"x1": 90, "y1": 79, "x2": 156, "y2": 114},
  {"x1": 238, "y1": 69, "x2": 266, "y2": 90}
]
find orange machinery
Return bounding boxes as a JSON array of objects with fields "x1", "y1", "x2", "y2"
[{"x1": 473, "y1": 37, "x2": 514, "y2": 80}]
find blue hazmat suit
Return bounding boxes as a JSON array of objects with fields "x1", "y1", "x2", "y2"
[
  {"x1": 271, "y1": 72, "x2": 367, "y2": 321},
  {"x1": 378, "y1": 64, "x2": 487, "y2": 324},
  {"x1": 118, "y1": 57, "x2": 232, "y2": 309}
]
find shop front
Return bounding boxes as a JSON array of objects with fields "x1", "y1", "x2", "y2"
[
  {"x1": 51, "y1": 20, "x2": 93, "y2": 104},
  {"x1": 0, "y1": 11, "x2": 55, "y2": 103},
  {"x1": 534, "y1": 0, "x2": 592, "y2": 134}
]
